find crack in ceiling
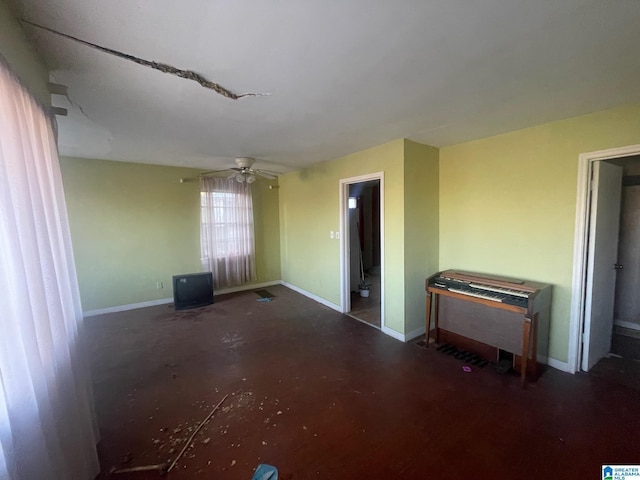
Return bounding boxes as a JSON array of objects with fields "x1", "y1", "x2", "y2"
[
  {"x1": 20, "y1": 19, "x2": 271, "y2": 100},
  {"x1": 13, "y1": 2, "x2": 640, "y2": 169}
]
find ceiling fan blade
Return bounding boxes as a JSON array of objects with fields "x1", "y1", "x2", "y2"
[
  {"x1": 255, "y1": 170, "x2": 276, "y2": 180},
  {"x1": 203, "y1": 161, "x2": 280, "y2": 181}
]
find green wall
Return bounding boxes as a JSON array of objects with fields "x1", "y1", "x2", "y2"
[
  {"x1": 250, "y1": 175, "x2": 282, "y2": 287},
  {"x1": 404, "y1": 140, "x2": 439, "y2": 334},
  {"x1": 59, "y1": 101, "x2": 640, "y2": 362},
  {"x1": 279, "y1": 139, "x2": 440, "y2": 337},
  {"x1": 439, "y1": 103, "x2": 640, "y2": 363},
  {"x1": 60, "y1": 157, "x2": 281, "y2": 311},
  {"x1": 0, "y1": 0, "x2": 49, "y2": 104},
  {"x1": 279, "y1": 139, "x2": 407, "y2": 332},
  {"x1": 6, "y1": 0, "x2": 637, "y2": 365}
]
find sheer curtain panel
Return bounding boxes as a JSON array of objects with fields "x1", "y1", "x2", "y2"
[
  {"x1": 200, "y1": 176, "x2": 257, "y2": 289},
  {"x1": 0, "y1": 63, "x2": 99, "y2": 479}
]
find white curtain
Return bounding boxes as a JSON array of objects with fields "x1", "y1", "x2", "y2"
[
  {"x1": 200, "y1": 176, "x2": 257, "y2": 289},
  {"x1": 0, "y1": 63, "x2": 99, "y2": 479}
]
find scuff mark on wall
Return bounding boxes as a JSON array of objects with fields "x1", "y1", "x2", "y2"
[{"x1": 20, "y1": 19, "x2": 270, "y2": 100}]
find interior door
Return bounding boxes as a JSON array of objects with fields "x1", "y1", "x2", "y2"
[{"x1": 582, "y1": 161, "x2": 623, "y2": 371}]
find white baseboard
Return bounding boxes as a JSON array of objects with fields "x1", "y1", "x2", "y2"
[
  {"x1": 535, "y1": 353, "x2": 573, "y2": 373},
  {"x1": 405, "y1": 326, "x2": 426, "y2": 342},
  {"x1": 281, "y1": 281, "x2": 342, "y2": 312},
  {"x1": 280, "y1": 280, "x2": 425, "y2": 344},
  {"x1": 83, "y1": 297, "x2": 173, "y2": 317},
  {"x1": 381, "y1": 326, "x2": 405, "y2": 342},
  {"x1": 545, "y1": 357, "x2": 572, "y2": 374},
  {"x1": 614, "y1": 319, "x2": 640, "y2": 331},
  {"x1": 83, "y1": 280, "x2": 283, "y2": 317},
  {"x1": 224, "y1": 279, "x2": 418, "y2": 344},
  {"x1": 379, "y1": 325, "x2": 426, "y2": 343},
  {"x1": 215, "y1": 280, "x2": 282, "y2": 296},
  {"x1": 281, "y1": 282, "x2": 423, "y2": 344}
]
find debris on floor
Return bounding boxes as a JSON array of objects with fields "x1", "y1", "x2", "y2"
[
  {"x1": 252, "y1": 463, "x2": 278, "y2": 480},
  {"x1": 166, "y1": 393, "x2": 229, "y2": 473},
  {"x1": 110, "y1": 394, "x2": 230, "y2": 475},
  {"x1": 110, "y1": 463, "x2": 167, "y2": 475}
]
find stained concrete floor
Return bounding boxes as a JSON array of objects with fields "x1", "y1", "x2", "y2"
[{"x1": 87, "y1": 285, "x2": 639, "y2": 480}]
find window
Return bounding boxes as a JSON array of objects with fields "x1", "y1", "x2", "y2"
[
  {"x1": 200, "y1": 176, "x2": 256, "y2": 288},
  {"x1": 200, "y1": 191, "x2": 252, "y2": 257}
]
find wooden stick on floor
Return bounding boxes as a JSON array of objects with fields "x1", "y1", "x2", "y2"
[
  {"x1": 166, "y1": 394, "x2": 229, "y2": 473},
  {"x1": 111, "y1": 463, "x2": 167, "y2": 474}
]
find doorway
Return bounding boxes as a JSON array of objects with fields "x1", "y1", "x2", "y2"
[
  {"x1": 570, "y1": 145, "x2": 640, "y2": 380},
  {"x1": 339, "y1": 173, "x2": 384, "y2": 330},
  {"x1": 611, "y1": 168, "x2": 640, "y2": 364}
]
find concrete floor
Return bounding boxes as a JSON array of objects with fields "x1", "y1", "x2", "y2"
[{"x1": 87, "y1": 285, "x2": 639, "y2": 479}]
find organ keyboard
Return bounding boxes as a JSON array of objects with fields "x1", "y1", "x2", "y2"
[{"x1": 426, "y1": 270, "x2": 552, "y2": 386}]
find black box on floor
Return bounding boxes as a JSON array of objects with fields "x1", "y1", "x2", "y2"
[{"x1": 172, "y1": 272, "x2": 214, "y2": 310}]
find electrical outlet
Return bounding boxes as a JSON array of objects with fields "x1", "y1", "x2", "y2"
[
  {"x1": 156, "y1": 281, "x2": 163, "y2": 289},
  {"x1": 330, "y1": 231, "x2": 334, "y2": 239}
]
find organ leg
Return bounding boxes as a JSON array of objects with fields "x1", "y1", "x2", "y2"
[
  {"x1": 521, "y1": 317, "x2": 532, "y2": 387},
  {"x1": 433, "y1": 293, "x2": 440, "y2": 345},
  {"x1": 425, "y1": 292, "x2": 432, "y2": 347}
]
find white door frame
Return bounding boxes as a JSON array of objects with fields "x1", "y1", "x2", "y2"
[
  {"x1": 568, "y1": 144, "x2": 640, "y2": 373},
  {"x1": 339, "y1": 172, "x2": 385, "y2": 330}
]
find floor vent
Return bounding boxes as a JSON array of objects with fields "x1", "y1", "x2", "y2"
[{"x1": 254, "y1": 289, "x2": 274, "y2": 299}]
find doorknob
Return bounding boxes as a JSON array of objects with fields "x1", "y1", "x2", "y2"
[{"x1": 614, "y1": 264, "x2": 623, "y2": 270}]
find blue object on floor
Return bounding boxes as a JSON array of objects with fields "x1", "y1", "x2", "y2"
[
  {"x1": 252, "y1": 463, "x2": 278, "y2": 480},
  {"x1": 256, "y1": 297, "x2": 272, "y2": 302}
]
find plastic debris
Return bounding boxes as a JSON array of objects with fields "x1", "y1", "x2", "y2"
[{"x1": 252, "y1": 463, "x2": 278, "y2": 480}]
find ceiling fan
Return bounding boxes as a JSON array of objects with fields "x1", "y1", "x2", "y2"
[{"x1": 203, "y1": 157, "x2": 279, "y2": 184}]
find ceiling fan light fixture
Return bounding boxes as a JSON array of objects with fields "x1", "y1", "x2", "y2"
[
  {"x1": 202, "y1": 157, "x2": 278, "y2": 182},
  {"x1": 233, "y1": 170, "x2": 257, "y2": 184}
]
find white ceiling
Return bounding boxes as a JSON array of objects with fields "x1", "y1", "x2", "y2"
[{"x1": 10, "y1": 0, "x2": 640, "y2": 173}]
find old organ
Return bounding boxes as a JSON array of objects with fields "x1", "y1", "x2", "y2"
[{"x1": 426, "y1": 270, "x2": 552, "y2": 386}]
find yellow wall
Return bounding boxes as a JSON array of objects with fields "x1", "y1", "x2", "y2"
[
  {"x1": 404, "y1": 140, "x2": 439, "y2": 334},
  {"x1": 279, "y1": 139, "x2": 408, "y2": 333},
  {"x1": 250, "y1": 175, "x2": 282, "y2": 286},
  {"x1": 279, "y1": 138, "x2": 440, "y2": 337},
  {"x1": 60, "y1": 157, "x2": 281, "y2": 311},
  {"x1": 439, "y1": 103, "x2": 640, "y2": 362},
  {"x1": 60, "y1": 101, "x2": 640, "y2": 362},
  {"x1": 6, "y1": 0, "x2": 637, "y2": 364},
  {"x1": 0, "y1": 0, "x2": 49, "y2": 104}
]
